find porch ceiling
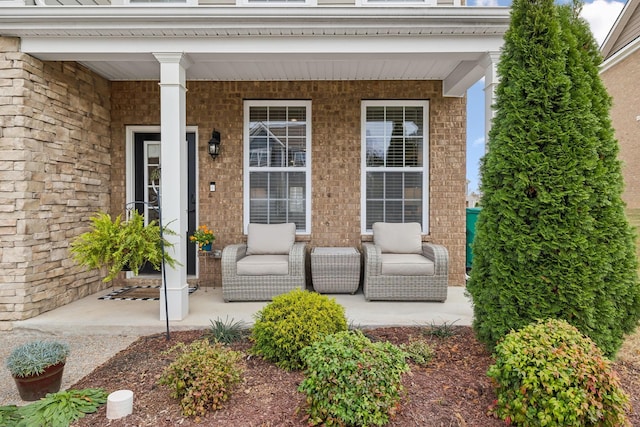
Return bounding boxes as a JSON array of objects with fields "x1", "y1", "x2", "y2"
[{"x1": 0, "y1": 6, "x2": 510, "y2": 95}]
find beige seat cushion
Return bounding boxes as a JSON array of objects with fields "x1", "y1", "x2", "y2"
[
  {"x1": 380, "y1": 254, "x2": 435, "y2": 276},
  {"x1": 237, "y1": 255, "x2": 289, "y2": 276},
  {"x1": 373, "y1": 222, "x2": 423, "y2": 254},
  {"x1": 246, "y1": 223, "x2": 296, "y2": 255}
]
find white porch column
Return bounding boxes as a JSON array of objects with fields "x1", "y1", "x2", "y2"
[
  {"x1": 482, "y1": 52, "x2": 500, "y2": 151},
  {"x1": 154, "y1": 52, "x2": 192, "y2": 321}
]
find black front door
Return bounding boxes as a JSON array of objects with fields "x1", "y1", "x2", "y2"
[{"x1": 133, "y1": 132, "x2": 196, "y2": 275}]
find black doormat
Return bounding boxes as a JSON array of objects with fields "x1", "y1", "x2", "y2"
[{"x1": 99, "y1": 285, "x2": 198, "y2": 301}]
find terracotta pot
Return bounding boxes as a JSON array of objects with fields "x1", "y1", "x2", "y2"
[{"x1": 13, "y1": 361, "x2": 65, "y2": 401}]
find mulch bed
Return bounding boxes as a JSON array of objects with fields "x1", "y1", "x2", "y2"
[{"x1": 70, "y1": 326, "x2": 639, "y2": 427}]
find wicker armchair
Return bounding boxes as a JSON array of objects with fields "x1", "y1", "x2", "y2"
[
  {"x1": 362, "y1": 222, "x2": 448, "y2": 302},
  {"x1": 221, "y1": 223, "x2": 306, "y2": 302}
]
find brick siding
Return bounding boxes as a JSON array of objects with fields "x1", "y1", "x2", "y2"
[
  {"x1": 601, "y1": 49, "x2": 640, "y2": 210},
  {"x1": 111, "y1": 80, "x2": 467, "y2": 288}
]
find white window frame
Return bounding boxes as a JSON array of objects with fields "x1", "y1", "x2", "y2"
[
  {"x1": 243, "y1": 100, "x2": 312, "y2": 235},
  {"x1": 117, "y1": 0, "x2": 198, "y2": 6},
  {"x1": 355, "y1": 0, "x2": 436, "y2": 6},
  {"x1": 237, "y1": 0, "x2": 317, "y2": 6},
  {"x1": 360, "y1": 100, "x2": 429, "y2": 234}
]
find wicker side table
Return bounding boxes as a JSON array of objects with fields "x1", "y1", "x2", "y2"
[{"x1": 311, "y1": 247, "x2": 361, "y2": 294}]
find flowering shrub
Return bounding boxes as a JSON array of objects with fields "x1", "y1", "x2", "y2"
[{"x1": 190, "y1": 225, "x2": 215, "y2": 249}]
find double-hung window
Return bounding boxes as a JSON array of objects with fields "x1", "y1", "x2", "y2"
[
  {"x1": 361, "y1": 100, "x2": 429, "y2": 233},
  {"x1": 244, "y1": 100, "x2": 311, "y2": 234}
]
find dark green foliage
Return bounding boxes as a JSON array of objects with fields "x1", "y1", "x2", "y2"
[
  {"x1": 205, "y1": 316, "x2": 248, "y2": 345},
  {"x1": 0, "y1": 388, "x2": 107, "y2": 427},
  {"x1": 466, "y1": 0, "x2": 640, "y2": 357},
  {"x1": 488, "y1": 319, "x2": 630, "y2": 426},
  {"x1": 298, "y1": 330, "x2": 409, "y2": 426},
  {"x1": 425, "y1": 319, "x2": 458, "y2": 338},
  {"x1": 251, "y1": 289, "x2": 348, "y2": 370},
  {"x1": 158, "y1": 339, "x2": 243, "y2": 418}
]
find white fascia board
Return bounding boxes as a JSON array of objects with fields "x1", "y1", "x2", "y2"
[
  {"x1": 442, "y1": 59, "x2": 486, "y2": 97},
  {"x1": 600, "y1": 36, "x2": 640, "y2": 73},
  {"x1": 0, "y1": 6, "x2": 510, "y2": 37}
]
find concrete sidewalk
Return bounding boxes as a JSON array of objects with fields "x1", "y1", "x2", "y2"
[{"x1": 1, "y1": 286, "x2": 473, "y2": 406}]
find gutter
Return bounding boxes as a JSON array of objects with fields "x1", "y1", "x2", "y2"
[{"x1": 0, "y1": 6, "x2": 510, "y2": 38}]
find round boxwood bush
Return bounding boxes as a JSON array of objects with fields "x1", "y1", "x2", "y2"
[
  {"x1": 250, "y1": 289, "x2": 347, "y2": 370},
  {"x1": 488, "y1": 318, "x2": 630, "y2": 427},
  {"x1": 298, "y1": 330, "x2": 409, "y2": 426}
]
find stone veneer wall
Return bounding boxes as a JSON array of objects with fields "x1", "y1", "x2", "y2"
[
  {"x1": 601, "y1": 49, "x2": 640, "y2": 210},
  {"x1": 111, "y1": 80, "x2": 466, "y2": 286},
  {"x1": 0, "y1": 37, "x2": 112, "y2": 325}
]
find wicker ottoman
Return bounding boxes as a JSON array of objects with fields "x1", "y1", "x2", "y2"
[{"x1": 311, "y1": 247, "x2": 361, "y2": 294}]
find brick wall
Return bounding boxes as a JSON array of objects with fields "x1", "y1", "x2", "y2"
[
  {"x1": 0, "y1": 37, "x2": 112, "y2": 326},
  {"x1": 601, "y1": 49, "x2": 640, "y2": 210},
  {"x1": 111, "y1": 80, "x2": 467, "y2": 286}
]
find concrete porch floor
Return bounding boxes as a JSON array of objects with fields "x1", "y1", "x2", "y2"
[{"x1": 12, "y1": 285, "x2": 474, "y2": 336}]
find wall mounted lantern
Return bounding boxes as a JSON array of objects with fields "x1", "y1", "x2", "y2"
[{"x1": 208, "y1": 130, "x2": 221, "y2": 159}]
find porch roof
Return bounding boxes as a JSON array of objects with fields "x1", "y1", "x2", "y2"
[{"x1": 0, "y1": 6, "x2": 509, "y2": 96}]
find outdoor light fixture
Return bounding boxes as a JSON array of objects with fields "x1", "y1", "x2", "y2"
[{"x1": 208, "y1": 130, "x2": 221, "y2": 159}]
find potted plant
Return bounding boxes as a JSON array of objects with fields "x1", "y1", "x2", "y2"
[
  {"x1": 189, "y1": 224, "x2": 215, "y2": 251},
  {"x1": 6, "y1": 340, "x2": 69, "y2": 401},
  {"x1": 70, "y1": 210, "x2": 180, "y2": 282}
]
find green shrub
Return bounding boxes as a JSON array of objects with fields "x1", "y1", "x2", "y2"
[
  {"x1": 299, "y1": 330, "x2": 409, "y2": 426},
  {"x1": 205, "y1": 316, "x2": 247, "y2": 345},
  {"x1": 158, "y1": 339, "x2": 243, "y2": 418},
  {"x1": 251, "y1": 289, "x2": 347, "y2": 370},
  {"x1": 465, "y1": 0, "x2": 640, "y2": 358},
  {"x1": 488, "y1": 319, "x2": 630, "y2": 427},
  {"x1": 400, "y1": 338, "x2": 434, "y2": 367},
  {"x1": 0, "y1": 388, "x2": 107, "y2": 427}
]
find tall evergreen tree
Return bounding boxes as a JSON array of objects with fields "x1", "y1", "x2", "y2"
[{"x1": 466, "y1": 0, "x2": 640, "y2": 357}]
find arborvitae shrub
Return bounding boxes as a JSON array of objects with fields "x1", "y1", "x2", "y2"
[
  {"x1": 466, "y1": 0, "x2": 640, "y2": 358},
  {"x1": 158, "y1": 339, "x2": 243, "y2": 418},
  {"x1": 250, "y1": 289, "x2": 348, "y2": 370},
  {"x1": 488, "y1": 319, "x2": 630, "y2": 427},
  {"x1": 298, "y1": 330, "x2": 409, "y2": 426}
]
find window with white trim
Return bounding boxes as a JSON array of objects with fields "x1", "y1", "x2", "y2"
[
  {"x1": 244, "y1": 101, "x2": 311, "y2": 234},
  {"x1": 125, "y1": 0, "x2": 197, "y2": 5},
  {"x1": 355, "y1": 0, "x2": 436, "y2": 6},
  {"x1": 238, "y1": 0, "x2": 316, "y2": 6},
  {"x1": 361, "y1": 100, "x2": 429, "y2": 233}
]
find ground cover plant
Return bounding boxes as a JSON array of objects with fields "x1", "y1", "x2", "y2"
[
  {"x1": 0, "y1": 388, "x2": 107, "y2": 427},
  {"x1": 466, "y1": 0, "x2": 640, "y2": 358}
]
